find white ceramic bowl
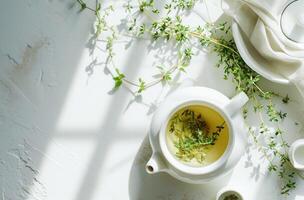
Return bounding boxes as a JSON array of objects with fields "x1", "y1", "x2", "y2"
[
  {"x1": 288, "y1": 139, "x2": 304, "y2": 170},
  {"x1": 216, "y1": 186, "x2": 244, "y2": 200}
]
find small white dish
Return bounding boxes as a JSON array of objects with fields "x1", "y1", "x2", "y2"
[
  {"x1": 289, "y1": 139, "x2": 304, "y2": 170},
  {"x1": 216, "y1": 186, "x2": 244, "y2": 200},
  {"x1": 231, "y1": 20, "x2": 290, "y2": 85}
]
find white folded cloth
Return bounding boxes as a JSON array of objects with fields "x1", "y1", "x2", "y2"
[{"x1": 222, "y1": 0, "x2": 304, "y2": 98}]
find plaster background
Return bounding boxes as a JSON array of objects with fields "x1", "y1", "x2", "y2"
[{"x1": 0, "y1": 0, "x2": 304, "y2": 200}]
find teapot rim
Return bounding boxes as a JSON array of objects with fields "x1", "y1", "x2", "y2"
[{"x1": 158, "y1": 99, "x2": 235, "y2": 175}]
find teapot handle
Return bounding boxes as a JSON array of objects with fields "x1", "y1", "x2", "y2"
[{"x1": 224, "y1": 92, "x2": 249, "y2": 117}]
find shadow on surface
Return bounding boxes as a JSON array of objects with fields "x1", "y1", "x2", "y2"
[
  {"x1": 0, "y1": 0, "x2": 96, "y2": 199},
  {"x1": 129, "y1": 136, "x2": 231, "y2": 200}
]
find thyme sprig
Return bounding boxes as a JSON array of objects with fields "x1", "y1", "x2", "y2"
[
  {"x1": 76, "y1": 0, "x2": 303, "y2": 195},
  {"x1": 246, "y1": 95, "x2": 302, "y2": 194},
  {"x1": 169, "y1": 109, "x2": 225, "y2": 163}
]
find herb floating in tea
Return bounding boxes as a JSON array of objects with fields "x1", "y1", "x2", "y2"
[
  {"x1": 168, "y1": 109, "x2": 224, "y2": 163},
  {"x1": 76, "y1": 0, "x2": 304, "y2": 195}
]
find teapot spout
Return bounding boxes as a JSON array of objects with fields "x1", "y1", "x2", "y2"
[{"x1": 146, "y1": 153, "x2": 167, "y2": 174}]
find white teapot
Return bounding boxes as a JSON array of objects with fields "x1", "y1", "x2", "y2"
[{"x1": 146, "y1": 86, "x2": 249, "y2": 184}]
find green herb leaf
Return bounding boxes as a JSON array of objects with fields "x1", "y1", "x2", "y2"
[
  {"x1": 113, "y1": 68, "x2": 125, "y2": 89},
  {"x1": 77, "y1": 0, "x2": 87, "y2": 11},
  {"x1": 138, "y1": 78, "x2": 146, "y2": 93},
  {"x1": 282, "y1": 95, "x2": 290, "y2": 104}
]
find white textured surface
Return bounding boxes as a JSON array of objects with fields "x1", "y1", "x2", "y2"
[{"x1": 0, "y1": 0, "x2": 304, "y2": 200}]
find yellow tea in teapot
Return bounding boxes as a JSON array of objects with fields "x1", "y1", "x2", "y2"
[{"x1": 166, "y1": 105, "x2": 229, "y2": 167}]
